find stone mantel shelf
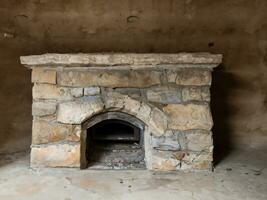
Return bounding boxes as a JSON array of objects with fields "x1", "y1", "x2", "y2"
[{"x1": 20, "y1": 53, "x2": 222, "y2": 68}]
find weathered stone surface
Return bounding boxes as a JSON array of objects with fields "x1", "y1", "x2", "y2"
[
  {"x1": 201, "y1": 87, "x2": 211, "y2": 101},
  {"x1": 173, "y1": 151, "x2": 186, "y2": 161},
  {"x1": 136, "y1": 102, "x2": 151, "y2": 123},
  {"x1": 21, "y1": 53, "x2": 223, "y2": 66},
  {"x1": 104, "y1": 93, "x2": 167, "y2": 136},
  {"x1": 167, "y1": 71, "x2": 177, "y2": 82},
  {"x1": 33, "y1": 84, "x2": 59, "y2": 99},
  {"x1": 31, "y1": 143, "x2": 80, "y2": 168},
  {"x1": 185, "y1": 130, "x2": 213, "y2": 152},
  {"x1": 104, "y1": 92, "x2": 125, "y2": 109},
  {"x1": 152, "y1": 130, "x2": 180, "y2": 151},
  {"x1": 173, "y1": 130, "x2": 213, "y2": 152},
  {"x1": 32, "y1": 101, "x2": 57, "y2": 116},
  {"x1": 180, "y1": 152, "x2": 213, "y2": 170},
  {"x1": 192, "y1": 160, "x2": 213, "y2": 170},
  {"x1": 152, "y1": 130, "x2": 212, "y2": 152},
  {"x1": 164, "y1": 104, "x2": 213, "y2": 130},
  {"x1": 182, "y1": 87, "x2": 210, "y2": 102},
  {"x1": 104, "y1": 92, "x2": 141, "y2": 115},
  {"x1": 57, "y1": 96, "x2": 104, "y2": 124},
  {"x1": 149, "y1": 108, "x2": 168, "y2": 136},
  {"x1": 69, "y1": 88, "x2": 83, "y2": 97},
  {"x1": 151, "y1": 150, "x2": 181, "y2": 171},
  {"x1": 32, "y1": 68, "x2": 56, "y2": 84},
  {"x1": 152, "y1": 150, "x2": 212, "y2": 170},
  {"x1": 32, "y1": 120, "x2": 81, "y2": 144},
  {"x1": 33, "y1": 84, "x2": 83, "y2": 99},
  {"x1": 84, "y1": 87, "x2": 100, "y2": 96},
  {"x1": 114, "y1": 88, "x2": 142, "y2": 99},
  {"x1": 57, "y1": 70, "x2": 161, "y2": 88},
  {"x1": 146, "y1": 87, "x2": 182, "y2": 104},
  {"x1": 167, "y1": 70, "x2": 211, "y2": 85},
  {"x1": 105, "y1": 92, "x2": 151, "y2": 119}
]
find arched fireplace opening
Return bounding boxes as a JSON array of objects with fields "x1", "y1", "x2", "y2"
[{"x1": 85, "y1": 114, "x2": 146, "y2": 169}]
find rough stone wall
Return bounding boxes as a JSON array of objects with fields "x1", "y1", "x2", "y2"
[
  {"x1": 27, "y1": 59, "x2": 215, "y2": 170},
  {"x1": 0, "y1": 1, "x2": 267, "y2": 161}
]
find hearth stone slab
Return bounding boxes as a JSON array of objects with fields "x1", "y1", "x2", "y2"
[{"x1": 21, "y1": 53, "x2": 222, "y2": 171}]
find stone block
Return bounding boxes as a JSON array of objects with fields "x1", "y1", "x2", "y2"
[
  {"x1": 146, "y1": 87, "x2": 182, "y2": 104},
  {"x1": 58, "y1": 87, "x2": 83, "y2": 98},
  {"x1": 151, "y1": 150, "x2": 181, "y2": 171},
  {"x1": 167, "y1": 69, "x2": 211, "y2": 86},
  {"x1": 124, "y1": 96, "x2": 141, "y2": 115},
  {"x1": 33, "y1": 84, "x2": 83, "y2": 100},
  {"x1": 136, "y1": 103, "x2": 151, "y2": 123},
  {"x1": 84, "y1": 87, "x2": 100, "y2": 96},
  {"x1": 182, "y1": 87, "x2": 210, "y2": 102},
  {"x1": 69, "y1": 88, "x2": 83, "y2": 97},
  {"x1": 104, "y1": 92, "x2": 141, "y2": 115},
  {"x1": 114, "y1": 88, "x2": 142, "y2": 99},
  {"x1": 57, "y1": 96, "x2": 104, "y2": 124},
  {"x1": 149, "y1": 108, "x2": 168, "y2": 136},
  {"x1": 33, "y1": 84, "x2": 59, "y2": 99},
  {"x1": 192, "y1": 160, "x2": 213, "y2": 170},
  {"x1": 32, "y1": 101, "x2": 57, "y2": 116},
  {"x1": 105, "y1": 93, "x2": 167, "y2": 136},
  {"x1": 104, "y1": 92, "x2": 125, "y2": 109},
  {"x1": 185, "y1": 130, "x2": 213, "y2": 152},
  {"x1": 201, "y1": 87, "x2": 211, "y2": 101},
  {"x1": 57, "y1": 70, "x2": 161, "y2": 88},
  {"x1": 152, "y1": 130, "x2": 180, "y2": 151},
  {"x1": 32, "y1": 68, "x2": 56, "y2": 84},
  {"x1": 31, "y1": 143, "x2": 80, "y2": 168},
  {"x1": 164, "y1": 103, "x2": 213, "y2": 130},
  {"x1": 180, "y1": 152, "x2": 213, "y2": 170},
  {"x1": 32, "y1": 120, "x2": 81, "y2": 144}
]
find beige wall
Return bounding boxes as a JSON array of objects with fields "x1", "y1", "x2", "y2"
[{"x1": 0, "y1": 0, "x2": 267, "y2": 156}]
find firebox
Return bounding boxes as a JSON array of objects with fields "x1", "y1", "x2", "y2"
[
  {"x1": 90, "y1": 119, "x2": 140, "y2": 142},
  {"x1": 86, "y1": 119, "x2": 145, "y2": 169},
  {"x1": 21, "y1": 53, "x2": 222, "y2": 171}
]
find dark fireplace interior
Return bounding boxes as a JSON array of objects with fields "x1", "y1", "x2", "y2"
[{"x1": 86, "y1": 119, "x2": 145, "y2": 169}]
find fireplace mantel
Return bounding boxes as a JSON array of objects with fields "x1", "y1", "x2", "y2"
[
  {"x1": 21, "y1": 53, "x2": 222, "y2": 67},
  {"x1": 21, "y1": 53, "x2": 222, "y2": 171}
]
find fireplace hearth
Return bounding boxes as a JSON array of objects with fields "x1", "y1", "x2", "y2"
[{"x1": 21, "y1": 53, "x2": 222, "y2": 171}]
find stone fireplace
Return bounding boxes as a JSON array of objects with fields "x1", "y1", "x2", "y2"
[{"x1": 20, "y1": 53, "x2": 222, "y2": 171}]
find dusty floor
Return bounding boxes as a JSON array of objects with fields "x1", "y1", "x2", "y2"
[{"x1": 0, "y1": 148, "x2": 266, "y2": 200}]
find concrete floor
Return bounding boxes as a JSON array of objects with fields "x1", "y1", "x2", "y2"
[{"x1": 0, "y1": 148, "x2": 266, "y2": 200}]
